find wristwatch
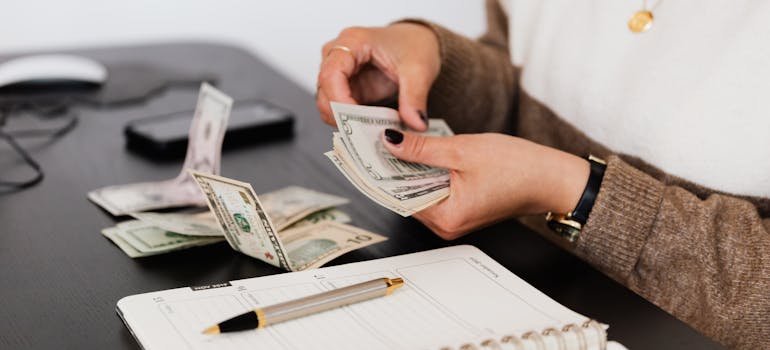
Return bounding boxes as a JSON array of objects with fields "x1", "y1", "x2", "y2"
[{"x1": 545, "y1": 155, "x2": 607, "y2": 242}]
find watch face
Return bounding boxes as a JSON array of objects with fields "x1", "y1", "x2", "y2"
[{"x1": 546, "y1": 219, "x2": 581, "y2": 243}]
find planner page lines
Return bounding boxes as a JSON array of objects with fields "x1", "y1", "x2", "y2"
[
  {"x1": 396, "y1": 258, "x2": 565, "y2": 335},
  {"x1": 324, "y1": 271, "x2": 481, "y2": 348}
]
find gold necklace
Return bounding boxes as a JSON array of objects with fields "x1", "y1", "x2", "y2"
[{"x1": 628, "y1": 0, "x2": 658, "y2": 33}]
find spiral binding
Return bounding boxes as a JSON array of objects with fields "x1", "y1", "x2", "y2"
[
  {"x1": 522, "y1": 331, "x2": 546, "y2": 350},
  {"x1": 583, "y1": 320, "x2": 606, "y2": 350},
  {"x1": 542, "y1": 327, "x2": 566, "y2": 350},
  {"x1": 448, "y1": 320, "x2": 606, "y2": 350},
  {"x1": 562, "y1": 324, "x2": 587, "y2": 350}
]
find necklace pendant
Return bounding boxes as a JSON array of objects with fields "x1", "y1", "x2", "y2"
[{"x1": 628, "y1": 10, "x2": 654, "y2": 33}]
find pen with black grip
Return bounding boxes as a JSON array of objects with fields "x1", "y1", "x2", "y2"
[{"x1": 203, "y1": 277, "x2": 404, "y2": 334}]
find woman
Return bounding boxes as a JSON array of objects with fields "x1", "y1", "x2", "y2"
[{"x1": 315, "y1": 1, "x2": 769, "y2": 348}]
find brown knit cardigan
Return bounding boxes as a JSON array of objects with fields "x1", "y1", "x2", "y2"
[{"x1": 400, "y1": 1, "x2": 769, "y2": 348}]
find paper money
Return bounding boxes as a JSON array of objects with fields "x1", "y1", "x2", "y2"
[
  {"x1": 101, "y1": 227, "x2": 145, "y2": 258},
  {"x1": 189, "y1": 170, "x2": 291, "y2": 269},
  {"x1": 101, "y1": 220, "x2": 224, "y2": 258},
  {"x1": 279, "y1": 221, "x2": 386, "y2": 271},
  {"x1": 257, "y1": 186, "x2": 349, "y2": 230},
  {"x1": 107, "y1": 208, "x2": 351, "y2": 258},
  {"x1": 128, "y1": 211, "x2": 222, "y2": 237},
  {"x1": 326, "y1": 102, "x2": 454, "y2": 216},
  {"x1": 283, "y1": 208, "x2": 351, "y2": 230},
  {"x1": 88, "y1": 83, "x2": 233, "y2": 216},
  {"x1": 189, "y1": 171, "x2": 385, "y2": 271},
  {"x1": 129, "y1": 207, "x2": 352, "y2": 238},
  {"x1": 106, "y1": 208, "x2": 352, "y2": 258},
  {"x1": 333, "y1": 102, "x2": 452, "y2": 181},
  {"x1": 112, "y1": 186, "x2": 352, "y2": 258}
]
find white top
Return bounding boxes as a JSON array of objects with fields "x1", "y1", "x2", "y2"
[{"x1": 502, "y1": 0, "x2": 770, "y2": 198}]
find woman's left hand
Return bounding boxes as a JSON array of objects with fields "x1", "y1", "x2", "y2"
[{"x1": 381, "y1": 129, "x2": 590, "y2": 239}]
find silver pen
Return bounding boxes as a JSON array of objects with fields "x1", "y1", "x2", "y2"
[{"x1": 203, "y1": 277, "x2": 405, "y2": 334}]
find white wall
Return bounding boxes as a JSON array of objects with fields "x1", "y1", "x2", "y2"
[{"x1": 1, "y1": 0, "x2": 485, "y2": 92}]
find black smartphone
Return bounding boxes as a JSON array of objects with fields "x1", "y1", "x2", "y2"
[{"x1": 125, "y1": 99, "x2": 294, "y2": 159}]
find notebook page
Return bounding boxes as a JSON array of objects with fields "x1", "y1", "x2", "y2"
[{"x1": 117, "y1": 245, "x2": 595, "y2": 350}]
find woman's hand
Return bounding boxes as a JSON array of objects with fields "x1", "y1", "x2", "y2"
[
  {"x1": 382, "y1": 129, "x2": 591, "y2": 239},
  {"x1": 316, "y1": 23, "x2": 441, "y2": 131}
]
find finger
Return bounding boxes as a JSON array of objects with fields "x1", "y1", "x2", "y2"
[
  {"x1": 397, "y1": 68, "x2": 432, "y2": 131},
  {"x1": 318, "y1": 42, "x2": 362, "y2": 106},
  {"x1": 315, "y1": 88, "x2": 336, "y2": 126},
  {"x1": 317, "y1": 66, "x2": 357, "y2": 108},
  {"x1": 316, "y1": 52, "x2": 357, "y2": 123},
  {"x1": 381, "y1": 129, "x2": 459, "y2": 169},
  {"x1": 349, "y1": 65, "x2": 398, "y2": 103}
]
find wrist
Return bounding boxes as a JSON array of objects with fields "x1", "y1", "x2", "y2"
[
  {"x1": 542, "y1": 150, "x2": 591, "y2": 215},
  {"x1": 543, "y1": 154, "x2": 606, "y2": 242}
]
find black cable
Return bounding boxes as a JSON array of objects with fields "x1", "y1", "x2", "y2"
[
  {"x1": 0, "y1": 78, "x2": 212, "y2": 191},
  {"x1": 0, "y1": 102, "x2": 77, "y2": 190},
  {"x1": 0, "y1": 129, "x2": 44, "y2": 189},
  {"x1": 5, "y1": 113, "x2": 78, "y2": 138}
]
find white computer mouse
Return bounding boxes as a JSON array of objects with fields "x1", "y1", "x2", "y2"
[{"x1": 0, "y1": 54, "x2": 108, "y2": 90}]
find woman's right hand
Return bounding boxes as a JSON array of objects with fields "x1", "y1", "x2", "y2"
[{"x1": 316, "y1": 23, "x2": 441, "y2": 131}]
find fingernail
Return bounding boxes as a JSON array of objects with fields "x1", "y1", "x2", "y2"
[
  {"x1": 384, "y1": 129, "x2": 404, "y2": 145},
  {"x1": 418, "y1": 110, "x2": 429, "y2": 126}
]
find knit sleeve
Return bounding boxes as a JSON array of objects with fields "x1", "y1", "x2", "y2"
[
  {"x1": 395, "y1": 0, "x2": 518, "y2": 134},
  {"x1": 576, "y1": 155, "x2": 770, "y2": 349}
]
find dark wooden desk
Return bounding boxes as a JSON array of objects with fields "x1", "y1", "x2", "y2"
[{"x1": 0, "y1": 43, "x2": 723, "y2": 349}]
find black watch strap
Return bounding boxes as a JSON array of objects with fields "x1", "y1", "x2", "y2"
[{"x1": 570, "y1": 156, "x2": 607, "y2": 225}]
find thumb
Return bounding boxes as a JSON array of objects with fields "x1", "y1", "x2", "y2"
[
  {"x1": 397, "y1": 72, "x2": 432, "y2": 132},
  {"x1": 381, "y1": 128, "x2": 457, "y2": 169}
]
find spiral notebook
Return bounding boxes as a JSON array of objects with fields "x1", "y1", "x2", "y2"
[{"x1": 117, "y1": 245, "x2": 620, "y2": 350}]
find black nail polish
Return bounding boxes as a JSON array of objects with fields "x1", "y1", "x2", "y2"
[
  {"x1": 418, "y1": 110, "x2": 429, "y2": 125},
  {"x1": 384, "y1": 129, "x2": 404, "y2": 145}
]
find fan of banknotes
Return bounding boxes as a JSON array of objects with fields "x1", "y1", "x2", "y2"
[
  {"x1": 103, "y1": 183, "x2": 386, "y2": 271},
  {"x1": 92, "y1": 84, "x2": 386, "y2": 271},
  {"x1": 324, "y1": 102, "x2": 455, "y2": 216}
]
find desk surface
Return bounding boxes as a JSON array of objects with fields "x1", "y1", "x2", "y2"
[{"x1": 0, "y1": 43, "x2": 722, "y2": 349}]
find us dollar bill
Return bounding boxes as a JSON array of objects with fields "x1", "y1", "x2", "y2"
[
  {"x1": 128, "y1": 211, "x2": 223, "y2": 237},
  {"x1": 324, "y1": 151, "x2": 413, "y2": 217},
  {"x1": 188, "y1": 170, "x2": 385, "y2": 271},
  {"x1": 129, "y1": 207, "x2": 352, "y2": 238},
  {"x1": 189, "y1": 170, "x2": 291, "y2": 270},
  {"x1": 282, "y1": 208, "x2": 351, "y2": 230},
  {"x1": 279, "y1": 221, "x2": 386, "y2": 271},
  {"x1": 332, "y1": 102, "x2": 452, "y2": 181},
  {"x1": 327, "y1": 102, "x2": 453, "y2": 216},
  {"x1": 88, "y1": 83, "x2": 233, "y2": 216},
  {"x1": 101, "y1": 221, "x2": 224, "y2": 258},
  {"x1": 105, "y1": 208, "x2": 352, "y2": 258},
  {"x1": 101, "y1": 227, "x2": 145, "y2": 258},
  {"x1": 111, "y1": 185, "x2": 352, "y2": 258},
  {"x1": 258, "y1": 186, "x2": 349, "y2": 230}
]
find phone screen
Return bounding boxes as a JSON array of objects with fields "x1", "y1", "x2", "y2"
[{"x1": 131, "y1": 101, "x2": 291, "y2": 141}]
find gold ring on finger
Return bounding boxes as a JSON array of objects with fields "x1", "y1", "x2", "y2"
[{"x1": 328, "y1": 45, "x2": 356, "y2": 62}]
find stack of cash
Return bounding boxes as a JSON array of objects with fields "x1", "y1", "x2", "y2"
[
  {"x1": 101, "y1": 185, "x2": 358, "y2": 263},
  {"x1": 324, "y1": 102, "x2": 454, "y2": 217}
]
